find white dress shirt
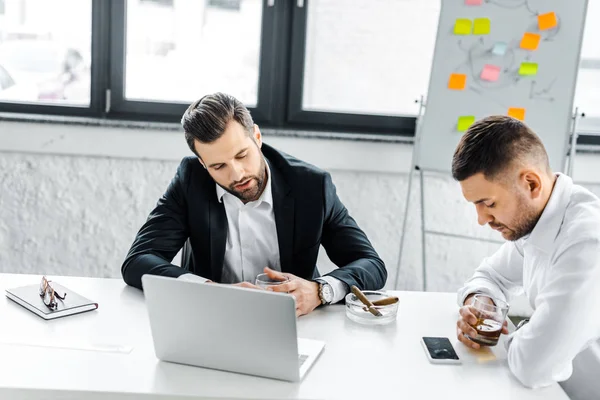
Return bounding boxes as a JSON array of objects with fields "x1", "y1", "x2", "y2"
[
  {"x1": 457, "y1": 173, "x2": 600, "y2": 389},
  {"x1": 180, "y1": 161, "x2": 348, "y2": 303}
]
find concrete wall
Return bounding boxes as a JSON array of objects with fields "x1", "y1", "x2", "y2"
[{"x1": 1, "y1": 120, "x2": 600, "y2": 317}]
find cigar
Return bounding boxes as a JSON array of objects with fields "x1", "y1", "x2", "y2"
[
  {"x1": 351, "y1": 285, "x2": 382, "y2": 317},
  {"x1": 371, "y1": 296, "x2": 399, "y2": 306},
  {"x1": 363, "y1": 296, "x2": 398, "y2": 312}
]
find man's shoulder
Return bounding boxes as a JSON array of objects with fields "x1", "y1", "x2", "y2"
[
  {"x1": 561, "y1": 184, "x2": 600, "y2": 241},
  {"x1": 263, "y1": 143, "x2": 328, "y2": 181},
  {"x1": 174, "y1": 156, "x2": 211, "y2": 186}
]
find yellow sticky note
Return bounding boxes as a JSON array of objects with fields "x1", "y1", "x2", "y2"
[
  {"x1": 473, "y1": 18, "x2": 491, "y2": 35},
  {"x1": 508, "y1": 107, "x2": 526, "y2": 121},
  {"x1": 457, "y1": 116, "x2": 476, "y2": 132},
  {"x1": 454, "y1": 19, "x2": 472, "y2": 35},
  {"x1": 538, "y1": 12, "x2": 558, "y2": 31},
  {"x1": 520, "y1": 32, "x2": 541, "y2": 51},
  {"x1": 519, "y1": 62, "x2": 538, "y2": 76},
  {"x1": 448, "y1": 73, "x2": 467, "y2": 90}
]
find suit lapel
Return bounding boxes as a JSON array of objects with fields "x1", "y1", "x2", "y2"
[
  {"x1": 269, "y1": 160, "x2": 294, "y2": 272},
  {"x1": 209, "y1": 190, "x2": 227, "y2": 282}
]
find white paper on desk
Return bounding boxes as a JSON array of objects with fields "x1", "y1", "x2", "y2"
[{"x1": 0, "y1": 337, "x2": 133, "y2": 354}]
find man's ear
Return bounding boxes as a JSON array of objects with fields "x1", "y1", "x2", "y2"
[
  {"x1": 198, "y1": 157, "x2": 207, "y2": 169},
  {"x1": 253, "y1": 124, "x2": 262, "y2": 148},
  {"x1": 521, "y1": 169, "x2": 543, "y2": 200}
]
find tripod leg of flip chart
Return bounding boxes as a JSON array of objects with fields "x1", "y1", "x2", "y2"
[
  {"x1": 566, "y1": 107, "x2": 581, "y2": 177},
  {"x1": 419, "y1": 168, "x2": 428, "y2": 292},
  {"x1": 394, "y1": 96, "x2": 426, "y2": 290}
]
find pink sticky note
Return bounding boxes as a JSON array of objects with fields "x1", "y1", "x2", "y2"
[
  {"x1": 480, "y1": 64, "x2": 501, "y2": 82},
  {"x1": 465, "y1": 0, "x2": 483, "y2": 5}
]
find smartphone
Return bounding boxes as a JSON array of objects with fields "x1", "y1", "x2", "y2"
[{"x1": 421, "y1": 337, "x2": 461, "y2": 364}]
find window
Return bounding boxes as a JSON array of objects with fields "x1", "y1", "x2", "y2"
[
  {"x1": 124, "y1": 0, "x2": 263, "y2": 107},
  {"x1": 575, "y1": 0, "x2": 600, "y2": 120},
  {"x1": 301, "y1": 0, "x2": 439, "y2": 117},
  {"x1": 0, "y1": 0, "x2": 598, "y2": 140},
  {"x1": 0, "y1": 0, "x2": 91, "y2": 106}
]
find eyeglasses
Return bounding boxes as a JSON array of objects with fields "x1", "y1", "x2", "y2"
[{"x1": 39, "y1": 276, "x2": 67, "y2": 310}]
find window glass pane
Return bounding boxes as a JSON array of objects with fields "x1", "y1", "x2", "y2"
[
  {"x1": 302, "y1": 0, "x2": 440, "y2": 116},
  {"x1": 0, "y1": 0, "x2": 91, "y2": 105},
  {"x1": 125, "y1": 0, "x2": 262, "y2": 107},
  {"x1": 575, "y1": 1, "x2": 600, "y2": 119}
]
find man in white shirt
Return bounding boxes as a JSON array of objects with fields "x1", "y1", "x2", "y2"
[
  {"x1": 451, "y1": 115, "x2": 600, "y2": 395},
  {"x1": 122, "y1": 93, "x2": 386, "y2": 317}
]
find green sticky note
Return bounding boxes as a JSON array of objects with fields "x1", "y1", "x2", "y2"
[
  {"x1": 519, "y1": 62, "x2": 538, "y2": 76},
  {"x1": 473, "y1": 18, "x2": 491, "y2": 35},
  {"x1": 457, "y1": 116, "x2": 476, "y2": 132},
  {"x1": 454, "y1": 19, "x2": 472, "y2": 35}
]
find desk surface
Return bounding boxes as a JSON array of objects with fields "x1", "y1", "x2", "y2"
[{"x1": 0, "y1": 274, "x2": 568, "y2": 400}]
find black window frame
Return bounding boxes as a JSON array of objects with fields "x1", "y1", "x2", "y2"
[{"x1": 0, "y1": 0, "x2": 598, "y2": 145}]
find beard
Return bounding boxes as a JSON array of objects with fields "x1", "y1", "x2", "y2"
[
  {"x1": 491, "y1": 194, "x2": 541, "y2": 241},
  {"x1": 218, "y1": 157, "x2": 267, "y2": 203}
]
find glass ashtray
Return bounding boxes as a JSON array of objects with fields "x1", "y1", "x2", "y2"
[{"x1": 345, "y1": 291, "x2": 399, "y2": 325}]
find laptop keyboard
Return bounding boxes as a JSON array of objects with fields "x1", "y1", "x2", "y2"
[{"x1": 298, "y1": 354, "x2": 309, "y2": 367}]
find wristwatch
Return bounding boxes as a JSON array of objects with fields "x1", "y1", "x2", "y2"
[{"x1": 317, "y1": 280, "x2": 334, "y2": 305}]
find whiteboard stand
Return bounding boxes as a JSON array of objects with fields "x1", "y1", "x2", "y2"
[
  {"x1": 395, "y1": 96, "x2": 505, "y2": 292},
  {"x1": 566, "y1": 107, "x2": 584, "y2": 176},
  {"x1": 394, "y1": 95, "x2": 426, "y2": 290}
]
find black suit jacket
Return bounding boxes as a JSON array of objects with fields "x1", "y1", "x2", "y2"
[{"x1": 122, "y1": 144, "x2": 387, "y2": 291}]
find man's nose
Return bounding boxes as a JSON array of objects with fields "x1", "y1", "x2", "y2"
[
  {"x1": 230, "y1": 161, "x2": 245, "y2": 183},
  {"x1": 476, "y1": 206, "x2": 493, "y2": 226}
]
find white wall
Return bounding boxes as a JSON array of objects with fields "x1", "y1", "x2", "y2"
[{"x1": 2, "y1": 120, "x2": 600, "y2": 316}]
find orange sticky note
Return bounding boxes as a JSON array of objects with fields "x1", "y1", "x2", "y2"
[
  {"x1": 508, "y1": 107, "x2": 526, "y2": 121},
  {"x1": 520, "y1": 32, "x2": 541, "y2": 51},
  {"x1": 538, "y1": 12, "x2": 558, "y2": 31},
  {"x1": 448, "y1": 73, "x2": 467, "y2": 90}
]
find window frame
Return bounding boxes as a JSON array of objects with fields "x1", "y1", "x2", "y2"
[
  {"x1": 0, "y1": 0, "x2": 597, "y2": 145},
  {"x1": 107, "y1": 0, "x2": 280, "y2": 124}
]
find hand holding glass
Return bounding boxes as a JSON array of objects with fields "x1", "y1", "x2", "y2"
[
  {"x1": 465, "y1": 294, "x2": 509, "y2": 346},
  {"x1": 255, "y1": 273, "x2": 290, "y2": 290}
]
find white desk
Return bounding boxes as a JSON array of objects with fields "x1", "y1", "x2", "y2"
[{"x1": 0, "y1": 274, "x2": 568, "y2": 400}]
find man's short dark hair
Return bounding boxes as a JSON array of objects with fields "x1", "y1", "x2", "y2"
[
  {"x1": 181, "y1": 92, "x2": 254, "y2": 155},
  {"x1": 452, "y1": 115, "x2": 550, "y2": 182}
]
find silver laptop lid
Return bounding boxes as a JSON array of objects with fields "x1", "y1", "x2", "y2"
[{"x1": 142, "y1": 275, "x2": 301, "y2": 381}]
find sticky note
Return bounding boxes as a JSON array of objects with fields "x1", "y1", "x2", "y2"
[
  {"x1": 465, "y1": 0, "x2": 483, "y2": 5},
  {"x1": 520, "y1": 32, "x2": 541, "y2": 51},
  {"x1": 519, "y1": 62, "x2": 538, "y2": 76},
  {"x1": 508, "y1": 107, "x2": 526, "y2": 121},
  {"x1": 448, "y1": 73, "x2": 467, "y2": 90},
  {"x1": 454, "y1": 19, "x2": 472, "y2": 35},
  {"x1": 492, "y1": 42, "x2": 507, "y2": 56},
  {"x1": 473, "y1": 18, "x2": 491, "y2": 35},
  {"x1": 480, "y1": 64, "x2": 501, "y2": 82},
  {"x1": 538, "y1": 12, "x2": 558, "y2": 31},
  {"x1": 457, "y1": 116, "x2": 476, "y2": 132}
]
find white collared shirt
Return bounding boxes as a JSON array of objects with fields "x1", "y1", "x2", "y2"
[
  {"x1": 216, "y1": 162, "x2": 280, "y2": 283},
  {"x1": 457, "y1": 173, "x2": 600, "y2": 389},
  {"x1": 180, "y1": 161, "x2": 347, "y2": 303}
]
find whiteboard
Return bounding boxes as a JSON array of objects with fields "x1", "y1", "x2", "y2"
[{"x1": 417, "y1": 0, "x2": 589, "y2": 173}]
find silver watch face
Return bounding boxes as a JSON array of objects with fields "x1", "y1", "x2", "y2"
[{"x1": 322, "y1": 283, "x2": 333, "y2": 302}]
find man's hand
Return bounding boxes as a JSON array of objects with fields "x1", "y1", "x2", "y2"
[
  {"x1": 457, "y1": 294, "x2": 509, "y2": 350},
  {"x1": 262, "y1": 267, "x2": 321, "y2": 317}
]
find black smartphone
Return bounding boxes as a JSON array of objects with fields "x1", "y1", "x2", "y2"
[{"x1": 421, "y1": 337, "x2": 461, "y2": 364}]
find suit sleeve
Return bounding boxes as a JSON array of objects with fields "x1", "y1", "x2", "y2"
[
  {"x1": 121, "y1": 159, "x2": 191, "y2": 289},
  {"x1": 319, "y1": 172, "x2": 387, "y2": 290}
]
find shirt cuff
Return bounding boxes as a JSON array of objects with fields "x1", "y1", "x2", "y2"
[
  {"x1": 315, "y1": 276, "x2": 349, "y2": 304},
  {"x1": 178, "y1": 273, "x2": 210, "y2": 284}
]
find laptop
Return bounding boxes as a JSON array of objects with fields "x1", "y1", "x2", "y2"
[{"x1": 141, "y1": 275, "x2": 325, "y2": 382}]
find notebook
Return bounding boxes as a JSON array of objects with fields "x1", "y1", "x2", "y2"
[{"x1": 5, "y1": 281, "x2": 98, "y2": 320}]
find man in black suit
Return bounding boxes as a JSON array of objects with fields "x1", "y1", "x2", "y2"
[{"x1": 122, "y1": 92, "x2": 386, "y2": 316}]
